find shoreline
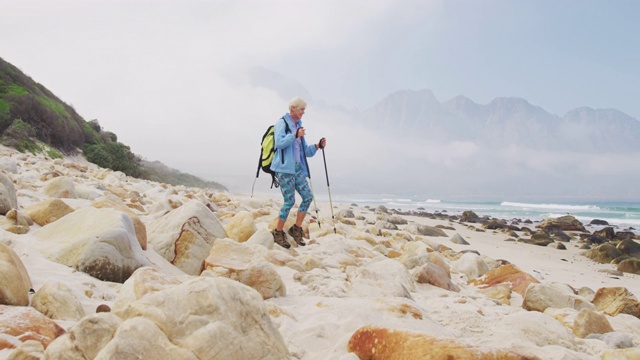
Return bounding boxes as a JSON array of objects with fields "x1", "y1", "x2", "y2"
[{"x1": 243, "y1": 191, "x2": 640, "y2": 298}]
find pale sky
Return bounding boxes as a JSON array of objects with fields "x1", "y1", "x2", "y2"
[{"x1": 1, "y1": 0, "x2": 638, "y2": 199}]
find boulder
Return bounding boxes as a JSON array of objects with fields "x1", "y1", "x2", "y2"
[
  {"x1": 112, "y1": 267, "x2": 190, "y2": 313},
  {"x1": 451, "y1": 252, "x2": 489, "y2": 281},
  {"x1": 601, "y1": 348, "x2": 640, "y2": 359},
  {"x1": 477, "y1": 283, "x2": 512, "y2": 305},
  {"x1": 617, "y1": 258, "x2": 640, "y2": 275},
  {"x1": 147, "y1": 200, "x2": 227, "y2": 275},
  {"x1": 0, "y1": 172, "x2": 17, "y2": 215},
  {"x1": 0, "y1": 243, "x2": 32, "y2": 306},
  {"x1": 24, "y1": 198, "x2": 74, "y2": 227},
  {"x1": 346, "y1": 258, "x2": 415, "y2": 298},
  {"x1": 522, "y1": 282, "x2": 595, "y2": 313},
  {"x1": 412, "y1": 263, "x2": 460, "y2": 292},
  {"x1": 348, "y1": 326, "x2": 536, "y2": 360},
  {"x1": 594, "y1": 227, "x2": 616, "y2": 240},
  {"x1": 572, "y1": 308, "x2": 614, "y2": 338},
  {"x1": 616, "y1": 239, "x2": 640, "y2": 256},
  {"x1": 591, "y1": 287, "x2": 640, "y2": 318},
  {"x1": 6, "y1": 339, "x2": 44, "y2": 359},
  {"x1": 387, "y1": 215, "x2": 408, "y2": 225},
  {"x1": 204, "y1": 238, "x2": 285, "y2": 299},
  {"x1": 337, "y1": 209, "x2": 355, "y2": 219},
  {"x1": 460, "y1": 210, "x2": 480, "y2": 223},
  {"x1": 497, "y1": 311, "x2": 576, "y2": 350},
  {"x1": 374, "y1": 205, "x2": 389, "y2": 214},
  {"x1": 0, "y1": 305, "x2": 66, "y2": 349},
  {"x1": 406, "y1": 224, "x2": 447, "y2": 237},
  {"x1": 375, "y1": 220, "x2": 398, "y2": 230},
  {"x1": 0, "y1": 157, "x2": 18, "y2": 174},
  {"x1": 75, "y1": 185, "x2": 104, "y2": 200},
  {"x1": 582, "y1": 243, "x2": 622, "y2": 264},
  {"x1": 92, "y1": 195, "x2": 148, "y2": 250},
  {"x1": 95, "y1": 317, "x2": 198, "y2": 360},
  {"x1": 450, "y1": 233, "x2": 469, "y2": 245},
  {"x1": 426, "y1": 252, "x2": 451, "y2": 277},
  {"x1": 536, "y1": 215, "x2": 585, "y2": 232},
  {"x1": 31, "y1": 282, "x2": 85, "y2": 321},
  {"x1": 223, "y1": 211, "x2": 256, "y2": 243},
  {"x1": 32, "y1": 207, "x2": 149, "y2": 283},
  {"x1": 244, "y1": 227, "x2": 275, "y2": 249},
  {"x1": 41, "y1": 176, "x2": 78, "y2": 198},
  {"x1": 586, "y1": 332, "x2": 634, "y2": 349},
  {"x1": 522, "y1": 231, "x2": 554, "y2": 247},
  {"x1": 469, "y1": 264, "x2": 540, "y2": 297},
  {"x1": 5, "y1": 209, "x2": 30, "y2": 227},
  {"x1": 114, "y1": 276, "x2": 290, "y2": 359}
]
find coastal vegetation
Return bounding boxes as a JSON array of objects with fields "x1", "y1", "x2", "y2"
[{"x1": 0, "y1": 57, "x2": 226, "y2": 191}]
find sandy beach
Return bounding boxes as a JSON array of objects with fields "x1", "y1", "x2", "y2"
[{"x1": 1, "y1": 147, "x2": 640, "y2": 359}]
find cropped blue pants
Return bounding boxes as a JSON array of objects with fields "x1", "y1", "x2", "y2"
[{"x1": 277, "y1": 163, "x2": 313, "y2": 221}]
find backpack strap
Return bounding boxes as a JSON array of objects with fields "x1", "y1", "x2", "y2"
[{"x1": 280, "y1": 117, "x2": 290, "y2": 164}]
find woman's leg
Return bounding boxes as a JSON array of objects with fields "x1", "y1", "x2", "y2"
[
  {"x1": 295, "y1": 163, "x2": 313, "y2": 226},
  {"x1": 277, "y1": 172, "x2": 296, "y2": 231}
]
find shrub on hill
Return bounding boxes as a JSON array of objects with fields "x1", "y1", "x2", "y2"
[
  {"x1": 0, "y1": 57, "x2": 226, "y2": 190},
  {"x1": 139, "y1": 160, "x2": 228, "y2": 191},
  {"x1": 84, "y1": 142, "x2": 142, "y2": 178}
]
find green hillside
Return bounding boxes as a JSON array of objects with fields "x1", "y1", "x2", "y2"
[{"x1": 0, "y1": 57, "x2": 226, "y2": 191}]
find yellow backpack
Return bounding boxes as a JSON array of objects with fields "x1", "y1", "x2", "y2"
[{"x1": 253, "y1": 117, "x2": 290, "y2": 191}]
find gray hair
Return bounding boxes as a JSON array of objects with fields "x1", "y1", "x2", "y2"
[{"x1": 289, "y1": 97, "x2": 307, "y2": 111}]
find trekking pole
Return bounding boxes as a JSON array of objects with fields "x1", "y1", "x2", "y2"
[
  {"x1": 321, "y1": 148, "x2": 337, "y2": 234},
  {"x1": 301, "y1": 136, "x2": 321, "y2": 227},
  {"x1": 308, "y1": 178, "x2": 321, "y2": 228}
]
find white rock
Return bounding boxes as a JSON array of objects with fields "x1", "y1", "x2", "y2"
[
  {"x1": 346, "y1": 258, "x2": 415, "y2": 298},
  {"x1": 224, "y1": 211, "x2": 256, "y2": 243},
  {"x1": 523, "y1": 282, "x2": 595, "y2": 312},
  {"x1": 31, "y1": 282, "x2": 85, "y2": 321},
  {"x1": 44, "y1": 312, "x2": 122, "y2": 359},
  {"x1": 42, "y1": 176, "x2": 78, "y2": 198},
  {"x1": 115, "y1": 276, "x2": 290, "y2": 359},
  {"x1": 95, "y1": 317, "x2": 198, "y2": 360},
  {"x1": 0, "y1": 243, "x2": 32, "y2": 306},
  {"x1": 0, "y1": 157, "x2": 18, "y2": 173},
  {"x1": 204, "y1": 238, "x2": 286, "y2": 299},
  {"x1": 32, "y1": 207, "x2": 149, "y2": 283},
  {"x1": 494, "y1": 311, "x2": 577, "y2": 350},
  {"x1": 147, "y1": 200, "x2": 227, "y2": 275},
  {"x1": 75, "y1": 184, "x2": 104, "y2": 200},
  {"x1": 451, "y1": 252, "x2": 489, "y2": 281},
  {"x1": 245, "y1": 227, "x2": 275, "y2": 249},
  {"x1": 0, "y1": 172, "x2": 18, "y2": 215}
]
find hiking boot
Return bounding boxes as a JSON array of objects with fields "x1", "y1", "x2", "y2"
[
  {"x1": 272, "y1": 230, "x2": 290, "y2": 249},
  {"x1": 288, "y1": 224, "x2": 306, "y2": 246}
]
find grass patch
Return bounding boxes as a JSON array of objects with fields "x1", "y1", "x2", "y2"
[
  {"x1": 38, "y1": 96, "x2": 69, "y2": 118},
  {"x1": 0, "y1": 99, "x2": 9, "y2": 115},
  {"x1": 6, "y1": 84, "x2": 28, "y2": 96},
  {"x1": 46, "y1": 147, "x2": 63, "y2": 159},
  {"x1": 16, "y1": 138, "x2": 43, "y2": 154}
]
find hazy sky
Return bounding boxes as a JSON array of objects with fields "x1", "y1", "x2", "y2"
[{"x1": 1, "y1": 0, "x2": 638, "y2": 199}]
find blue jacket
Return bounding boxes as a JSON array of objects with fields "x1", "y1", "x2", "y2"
[{"x1": 270, "y1": 113, "x2": 318, "y2": 177}]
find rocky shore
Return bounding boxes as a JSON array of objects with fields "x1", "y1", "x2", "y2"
[{"x1": 1, "y1": 145, "x2": 639, "y2": 359}]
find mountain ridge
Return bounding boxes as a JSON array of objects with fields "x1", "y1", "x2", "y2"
[{"x1": 357, "y1": 88, "x2": 640, "y2": 153}]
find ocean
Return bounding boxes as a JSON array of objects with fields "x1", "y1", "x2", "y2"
[{"x1": 322, "y1": 195, "x2": 640, "y2": 232}]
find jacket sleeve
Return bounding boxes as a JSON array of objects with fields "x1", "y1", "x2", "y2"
[
  {"x1": 273, "y1": 118, "x2": 295, "y2": 150},
  {"x1": 303, "y1": 139, "x2": 318, "y2": 157}
]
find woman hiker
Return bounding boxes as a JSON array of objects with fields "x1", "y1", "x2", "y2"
[{"x1": 270, "y1": 97, "x2": 326, "y2": 248}]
